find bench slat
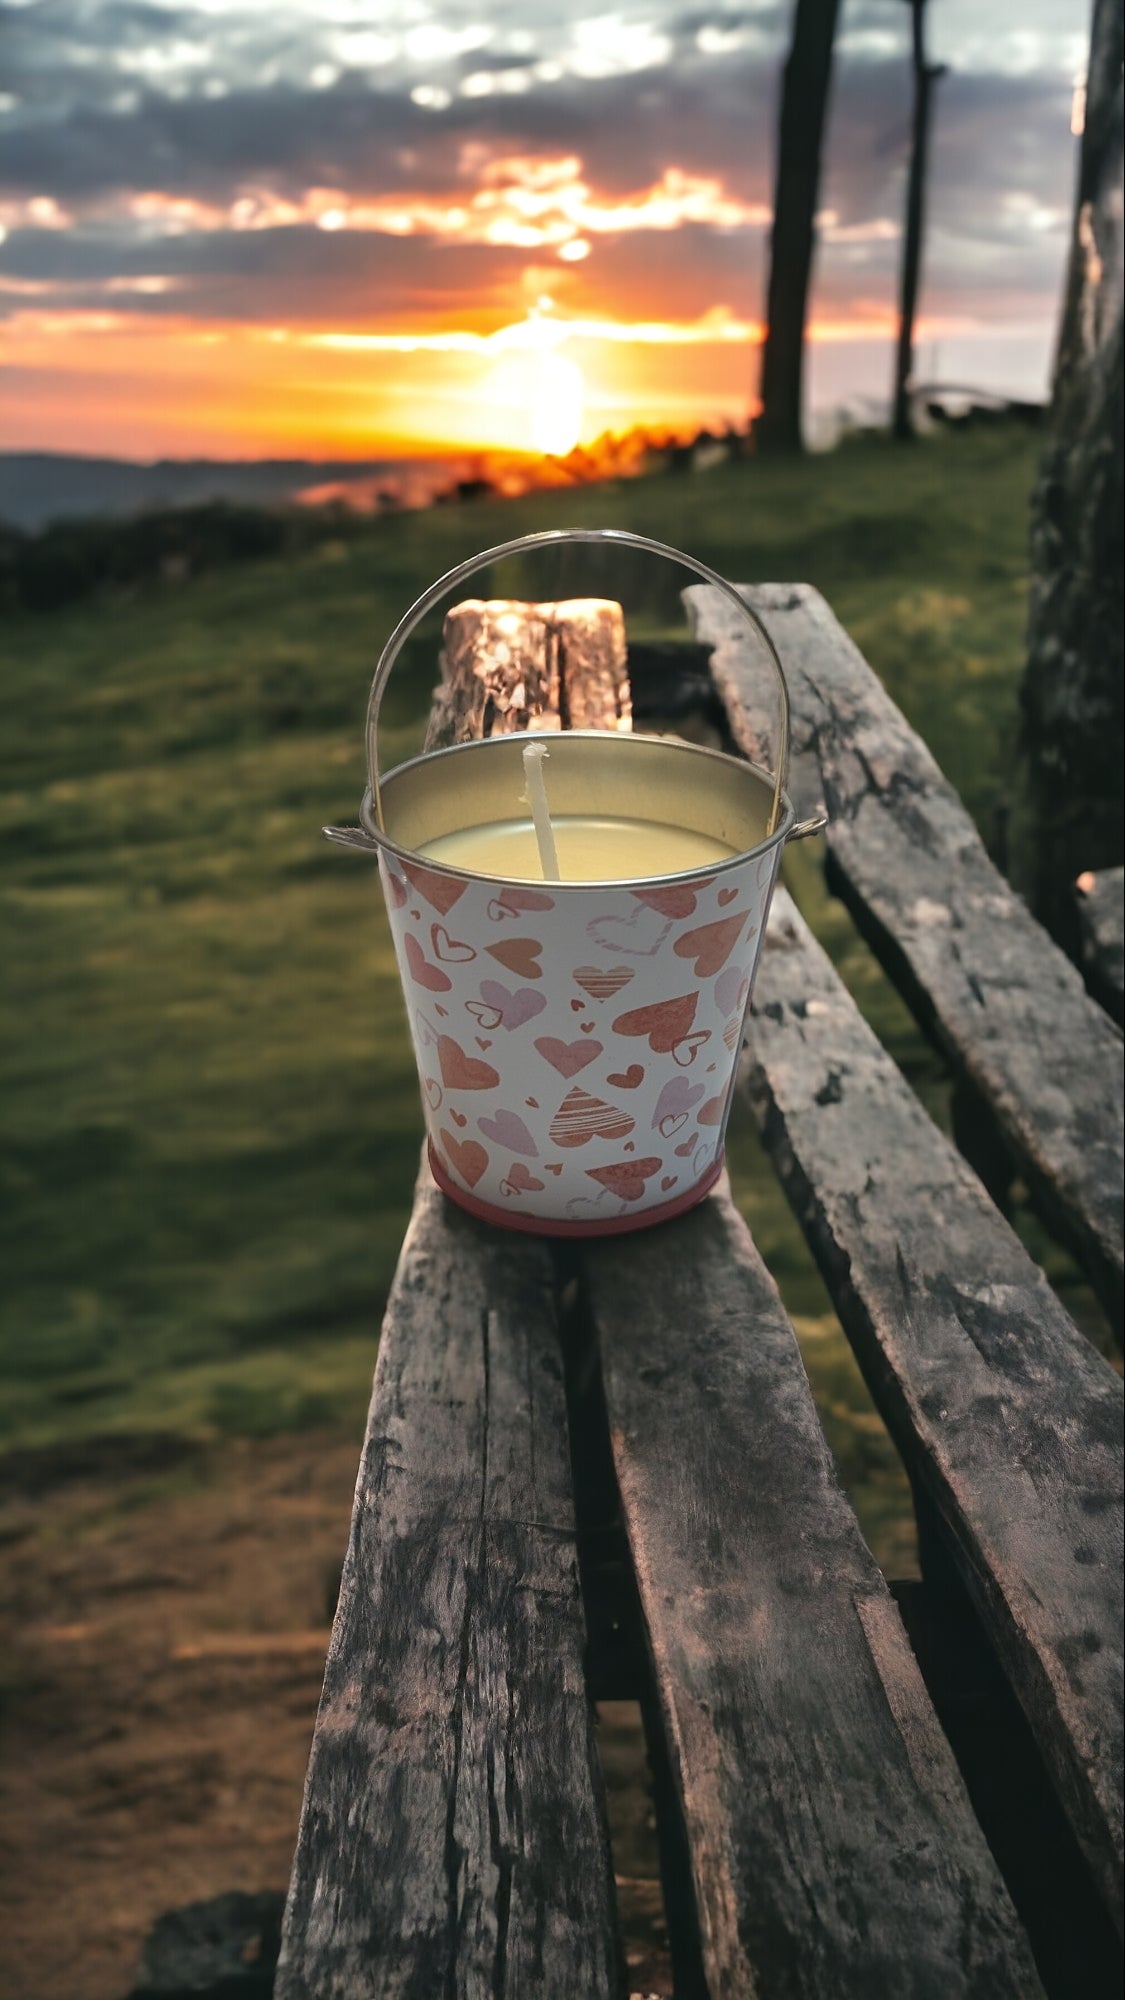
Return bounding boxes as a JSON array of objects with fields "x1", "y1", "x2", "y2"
[
  {"x1": 689, "y1": 582, "x2": 1125, "y2": 1328},
  {"x1": 744, "y1": 888, "x2": 1124, "y2": 1928},
  {"x1": 581, "y1": 1181, "x2": 1044, "y2": 1998},
  {"x1": 277, "y1": 1167, "x2": 620, "y2": 2000}
]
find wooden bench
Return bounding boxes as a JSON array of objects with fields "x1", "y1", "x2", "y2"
[{"x1": 277, "y1": 586, "x2": 1123, "y2": 1999}]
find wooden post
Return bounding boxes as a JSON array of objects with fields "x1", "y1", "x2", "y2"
[{"x1": 425, "y1": 597, "x2": 631, "y2": 749}]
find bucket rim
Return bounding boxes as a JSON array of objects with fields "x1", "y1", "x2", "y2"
[{"x1": 349, "y1": 726, "x2": 796, "y2": 890}]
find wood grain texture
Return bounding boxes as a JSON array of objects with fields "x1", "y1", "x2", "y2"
[
  {"x1": 276, "y1": 1164, "x2": 620, "y2": 2000},
  {"x1": 581, "y1": 1179, "x2": 1045, "y2": 1999},
  {"x1": 743, "y1": 888, "x2": 1124, "y2": 1930},
  {"x1": 557, "y1": 598, "x2": 631, "y2": 733},
  {"x1": 688, "y1": 581, "x2": 1125, "y2": 1329},
  {"x1": 426, "y1": 600, "x2": 562, "y2": 751},
  {"x1": 425, "y1": 598, "x2": 631, "y2": 750}
]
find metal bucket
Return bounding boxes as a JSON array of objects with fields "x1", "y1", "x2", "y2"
[{"x1": 326, "y1": 529, "x2": 821, "y2": 1235}]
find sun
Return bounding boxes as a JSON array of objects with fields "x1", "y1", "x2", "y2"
[
  {"x1": 482, "y1": 343, "x2": 585, "y2": 457},
  {"x1": 529, "y1": 351, "x2": 584, "y2": 456}
]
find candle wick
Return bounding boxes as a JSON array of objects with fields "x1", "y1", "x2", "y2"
[{"x1": 521, "y1": 742, "x2": 561, "y2": 882}]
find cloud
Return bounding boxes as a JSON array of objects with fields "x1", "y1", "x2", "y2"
[
  {"x1": 0, "y1": 79, "x2": 417, "y2": 199},
  {"x1": 0, "y1": 0, "x2": 1084, "y2": 349}
]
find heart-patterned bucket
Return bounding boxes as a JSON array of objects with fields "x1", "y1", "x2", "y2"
[{"x1": 326, "y1": 529, "x2": 822, "y2": 1235}]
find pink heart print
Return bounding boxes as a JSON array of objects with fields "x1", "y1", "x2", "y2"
[
  {"x1": 436, "y1": 1035, "x2": 500, "y2": 1091},
  {"x1": 631, "y1": 883, "x2": 707, "y2": 917},
  {"x1": 672, "y1": 1030, "x2": 710, "y2": 1068},
  {"x1": 405, "y1": 932, "x2": 452, "y2": 993},
  {"x1": 673, "y1": 914, "x2": 746, "y2": 977},
  {"x1": 476, "y1": 980, "x2": 546, "y2": 1030},
  {"x1": 400, "y1": 860, "x2": 467, "y2": 915},
  {"x1": 714, "y1": 963, "x2": 750, "y2": 1017},
  {"x1": 488, "y1": 886, "x2": 556, "y2": 920},
  {"x1": 431, "y1": 923, "x2": 476, "y2": 964},
  {"x1": 549, "y1": 1087, "x2": 635, "y2": 1149},
  {"x1": 586, "y1": 906, "x2": 673, "y2": 957},
  {"x1": 573, "y1": 965, "x2": 634, "y2": 1002},
  {"x1": 465, "y1": 998, "x2": 503, "y2": 1031},
  {"x1": 486, "y1": 937, "x2": 544, "y2": 980},
  {"x1": 585, "y1": 1156, "x2": 664, "y2": 1201},
  {"x1": 438, "y1": 1127, "x2": 489, "y2": 1187},
  {"x1": 653, "y1": 1077, "x2": 705, "y2": 1134},
  {"x1": 612, "y1": 993, "x2": 698, "y2": 1054},
  {"x1": 535, "y1": 1036, "x2": 603, "y2": 1077},
  {"x1": 478, "y1": 1109, "x2": 539, "y2": 1156}
]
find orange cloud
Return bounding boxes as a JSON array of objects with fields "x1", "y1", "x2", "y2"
[
  {"x1": 4, "y1": 157, "x2": 769, "y2": 263},
  {"x1": 292, "y1": 304, "x2": 761, "y2": 355}
]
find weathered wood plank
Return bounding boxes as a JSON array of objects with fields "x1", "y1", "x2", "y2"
[
  {"x1": 277, "y1": 1163, "x2": 620, "y2": 2000},
  {"x1": 428, "y1": 599, "x2": 562, "y2": 750},
  {"x1": 743, "y1": 887, "x2": 1124, "y2": 1931},
  {"x1": 580, "y1": 1178, "x2": 1045, "y2": 1999},
  {"x1": 559, "y1": 598, "x2": 631, "y2": 732},
  {"x1": 426, "y1": 597, "x2": 630, "y2": 749},
  {"x1": 689, "y1": 581, "x2": 1125, "y2": 1329},
  {"x1": 1076, "y1": 865, "x2": 1124, "y2": 1026}
]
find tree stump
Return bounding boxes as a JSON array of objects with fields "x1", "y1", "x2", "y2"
[{"x1": 425, "y1": 598, "x2": 631, "y2": 749}]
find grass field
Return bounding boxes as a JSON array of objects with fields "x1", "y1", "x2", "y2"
[{"x1": 1, "y1": 421, "x2": 1055, "y2": 1565}]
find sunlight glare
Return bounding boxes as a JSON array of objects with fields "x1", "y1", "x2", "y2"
[
  {"x1": 482, "y1": 341, "x2": 584, "y2": 456},
  {"x1": 531, "y1": 351, "x2": 583, "y2": 454}
]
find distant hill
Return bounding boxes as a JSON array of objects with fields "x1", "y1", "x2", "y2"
[{"x1": 0, "y1": 452, "x2": 461, "y2": 532}]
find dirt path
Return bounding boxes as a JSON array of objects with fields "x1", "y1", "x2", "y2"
[
  {"x1": 0, "y1": 1432, "x2": 670, "y2": 2000},
  {"x1": 0, "y1": 1433, "x2": 360, "y2": 2000}
]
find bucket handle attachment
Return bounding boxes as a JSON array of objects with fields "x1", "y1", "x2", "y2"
[
  {"x1": 324, "y1": 813, "x2": 827, "y2": 852},
  {"x1": 358, "y1": 528, "x2": 796, "y2": 840}
]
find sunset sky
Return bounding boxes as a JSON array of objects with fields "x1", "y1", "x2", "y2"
[{"x1": 0, "y1": 0, "x2": 1090, "y2": 461}]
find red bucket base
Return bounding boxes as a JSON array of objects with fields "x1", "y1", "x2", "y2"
[{"x1": 428, "y1": 1141, "x2": 725, "y2": 1237}]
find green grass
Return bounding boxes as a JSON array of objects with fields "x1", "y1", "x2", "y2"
[{"x1": 1, "y1": 425, "x2": 1053, "y2": 1562}]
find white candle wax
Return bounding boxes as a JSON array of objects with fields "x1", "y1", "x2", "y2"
[
  {"x1": 521, "y1": 742, "x2": 561, "y2": 881},
  {"x1": 418, "y1": 814, "x2": 738, "y2": 882}
]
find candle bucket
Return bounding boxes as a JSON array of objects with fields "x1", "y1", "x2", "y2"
[{"x1": 327, "y1": 530, "x2": 821, "y2": 1236}]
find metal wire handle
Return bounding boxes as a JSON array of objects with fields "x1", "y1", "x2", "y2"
[{"x1": 361, "y1": 527, "x2": 793, "y2": 838}]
